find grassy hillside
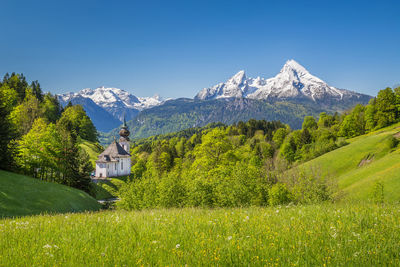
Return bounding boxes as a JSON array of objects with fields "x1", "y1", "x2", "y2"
[
  {"x1": 0, "y1": 170, "x2": 101, "y2": 218},
  {"x1": 79, "y1": 140, "x2": 103, "y2": 169},
  {"x1": 1, "y1": 204, "x2": 399, "y2": 266},
  {"x1": 298, "y1": 123, "x2": 400, "y2": 202}
]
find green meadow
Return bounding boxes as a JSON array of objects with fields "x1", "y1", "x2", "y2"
[
  {"x1": 298, "y1": 123, "x2": 400, "y2": 202},
  {"x1": 0, "y1": 170, "x2": 100, "y2": 218},
  {"x1": 1, "y1": 204, "x2": 399, "y2": 266}
]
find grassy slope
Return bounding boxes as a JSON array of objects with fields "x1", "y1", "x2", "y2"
[
  {"x1": 0, "y1": 170, "x2": 101, "y2": 218},
  {"x1": 1, "y1": 204, "x2": 399, "y2": 266},
  {"x1": 79, "y1": 140, "x2": 103, "y2": 169},
  {"x1": 298, "y1": 123, "x2": 400, "y2": 202}
]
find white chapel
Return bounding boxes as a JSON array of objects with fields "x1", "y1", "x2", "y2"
[{"x1": 95, "y1": 121, "x2": 131, "y2": 178}]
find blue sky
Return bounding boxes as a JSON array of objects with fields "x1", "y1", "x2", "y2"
[{"x1": 0, "y1": 0, "x2": 399, "y2": 98}]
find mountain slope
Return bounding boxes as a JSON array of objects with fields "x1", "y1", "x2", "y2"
[
  {"x1": 195, "y1": 60, "x2": 370, "y2": 104},
  {"x1": 297, "y1": 123, "x2": 400, "y2": 202},
  {"x1": 58, "y1": 87, "x2": 163, "y2": 131},
  {"x1": 0, "y1": 170, "x2": 101, "y2": 217},
  {"x1": 101, "y1": 97, "x2": 334, "y2": 142}
]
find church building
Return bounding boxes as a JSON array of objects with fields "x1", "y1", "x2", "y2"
[{"x1": 95, "y1": 121, "x2": 131, "y2": 178}]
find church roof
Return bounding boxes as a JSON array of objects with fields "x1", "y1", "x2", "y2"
[{"x1": 96, "y1": 141, "x2": 130, "y2": 163}]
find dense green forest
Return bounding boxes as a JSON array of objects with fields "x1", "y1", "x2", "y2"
[
  {"x1": 118, "y1": 86, "x2": 400, "y2": 210},
  {"x1": 0, "y1": 73, "x2": 98, "y2": 194}
]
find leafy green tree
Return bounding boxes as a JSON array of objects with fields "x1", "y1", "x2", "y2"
[
  {"x1": 338, "y1": 104, "x2": 365, "y2": 137},
  {"x1": 58, "y1": 104, "x2": 97, "y2": 142},
  {"x1": 2, "y1": 73, "x2": 29, "y2": 102},
  {"x1": 365, "y1": 98, "x2": 377, "y2": 132},
  {"x1": 9, "y1": 89, "x2": 42, "y2": 136},
  {"x1": 41, "y1": 93, "x2": 62, "y2": 123},
  {"x1": 0, "y1": 85, "x2": 16, "y2": 169},
  {"x1": 375, "y1": 87, "x2": 397, "y2": 128},
  {"x1": 272, "y1": 128, "x2": 287, "y2": 148},
  {"x1": 302, "y1": 116, "x2": 318, "y2": 130}
]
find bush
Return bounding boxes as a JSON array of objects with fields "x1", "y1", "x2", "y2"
[
  {"x1": 281, "y1": 166, "x2": 338, "y2": 204},
  {"x1": 386, "y1": 136, "x2": 399, "y2": 150},
  {"x1": 268, "y1": 183, "x2": 291, "y2": 206}
]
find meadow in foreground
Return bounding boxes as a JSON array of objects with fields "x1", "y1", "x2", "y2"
[{"x1": 1, "y1": 203, "x2": 399, "y2": 266}]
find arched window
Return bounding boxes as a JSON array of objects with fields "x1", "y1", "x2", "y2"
[
  {"x1": 115, "y1": 163, "x2": 117, "y2": 170},
  {"x1": 121, "y1": 160, "x2": 123, "y2": 170}
]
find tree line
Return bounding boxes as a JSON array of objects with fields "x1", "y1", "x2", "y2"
[{"x1": 0, "y1": 73, "x2": 98, "y2": 194}]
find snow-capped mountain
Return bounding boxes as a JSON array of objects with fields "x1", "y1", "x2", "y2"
[
  {"x1": 195, "y1": 60, "x2": 367, "y2": 102},
  {"x1": 58, "y1": 87, "x2": 163, "y2": 122}
]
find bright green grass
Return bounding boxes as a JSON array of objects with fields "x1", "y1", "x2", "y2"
[
  {"x1": 0, "y1": 170, "x2": 101, "y2": 218},
  {"x1": 299, "y1": 123, "x2": 400, "y2": 202},
  {"x1": 1, "y1": 204, "x2": 399, "y2": 266},
  {"x1": 79, "y1": 140, "x2": 103, "y2": 168}
]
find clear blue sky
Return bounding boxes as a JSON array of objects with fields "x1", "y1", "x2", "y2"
[{"x1": 0, "y1": 0, "x2": 399, "y2": 98}]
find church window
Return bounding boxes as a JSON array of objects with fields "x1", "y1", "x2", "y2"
[
  {"x1": 121, "y1": 161, "x2": 123, "y2": 170},
  {"x1": 115, "y1": 163, "x2": 117, "y2": 170}
]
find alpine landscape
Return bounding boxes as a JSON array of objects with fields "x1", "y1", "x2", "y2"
[{"x1": 1, "y1": 1, "x2": 400, "y2": 266}]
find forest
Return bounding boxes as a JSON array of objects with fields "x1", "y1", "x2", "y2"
[{"x1": 0, "y1": 73, "x2": 98, "y2": 194}]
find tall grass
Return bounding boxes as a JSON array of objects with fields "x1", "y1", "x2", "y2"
[{"x1": 1, "y1": 203, "x2": 399, "y2": 266}]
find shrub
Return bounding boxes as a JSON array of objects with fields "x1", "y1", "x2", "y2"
[
  {"x1": 268, "y1": 183, "x2": 291, "y2": 206},
  {"x1": 385, "y1": 136, "x2": 399, "y2": 150}
]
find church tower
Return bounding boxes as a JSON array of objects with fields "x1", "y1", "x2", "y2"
[{"x1": 119, "y1": 117, "x2": 130, "y2": 153}]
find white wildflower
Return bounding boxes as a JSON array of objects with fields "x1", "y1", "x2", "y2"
[
  {"x1": 176, "y1": 244, "x2": 180, "y2": 249},
  {"x1": 227, "y1": 236, "x2": 232, "y2": 241}
]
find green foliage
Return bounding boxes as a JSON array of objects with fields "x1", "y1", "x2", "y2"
[
  {"x1": 283, "y1": 167, "x2": 335, "y2": 204},
  {"x1": 385, "y1": 135, "x2": 399, "y2": 150},
  {"x1": 302, "y1": 116, "x2": 317, "y2": 130},
  {"x1": 268, "y1": 183, "x2": 291, "y2": 206},
  {"x1": 58, "y1": 105, "x2": 98, "y2": 142}
]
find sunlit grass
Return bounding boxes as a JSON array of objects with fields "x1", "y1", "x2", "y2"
[
  {"x1": 1, "y1": 203, "x2": 399, "y2": 266},
  {"x1": 0, "y1": 170, "x2": 100, "y2": 218},
  {"x1": 299, "y1": 123, "x2": 400, "y2": 202}
]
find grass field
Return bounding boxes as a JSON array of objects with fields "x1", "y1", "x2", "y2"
[
  {"x1": 0, "y1": 170, "x2": 101, "y2": 218},
  {"x1": 1, "y1": 204, "x2": 399, "y2": 266},
  {"x1": 298, "y1": 123, "x2": 400, "y2": 202}
]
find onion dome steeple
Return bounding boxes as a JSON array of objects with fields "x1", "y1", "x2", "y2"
[{"x1": 119, "y1": 116, "x2": 130, "y2": 141}]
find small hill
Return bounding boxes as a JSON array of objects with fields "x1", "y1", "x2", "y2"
[
  {"x1": 0, "y1": 170, "x2": 101, "y2": 218},
  {"x1": 297, "y1": 123, "x2": 400, "y2": 202}
]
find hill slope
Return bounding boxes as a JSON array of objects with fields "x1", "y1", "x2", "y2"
[
  {"x1": 0, "y1": 170, "x2": 101, "y2": 217},
  {"x1": 297, "y1": 123, "x2": 400, "y2": 202}
]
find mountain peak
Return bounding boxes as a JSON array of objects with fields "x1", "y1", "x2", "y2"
[
  {"x1": 281, "y1": 59, "x2": 309, "y2": 74},
  {"x1": 195, "y1": 59, "x2": 370, "y2": 102},
  {"x1": 226, "y1": 70, "x2": 246, "y2": 86}
]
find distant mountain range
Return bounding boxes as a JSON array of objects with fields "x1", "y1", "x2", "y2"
[
  {"x1": 195, "y1": 60, "x2": 367, "y2": 102},
  {"x1": 57, "y1": 60, "x2": 372, "y2": 137},
  {"x1": 58, "y1": 87, "x2": 163, "y2": 131}
]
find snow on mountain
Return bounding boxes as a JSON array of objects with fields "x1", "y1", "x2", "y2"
[
  {"x1": 195, "y1": 60, "x2": 365, "y2": 102},
  {"x1": 58, "y1": 87, "x2": 163, "y2": 122}
]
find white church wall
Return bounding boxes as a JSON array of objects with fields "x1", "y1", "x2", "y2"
[{"x1": 95, "y1": 163, "x2": 107, "y2": 178}]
